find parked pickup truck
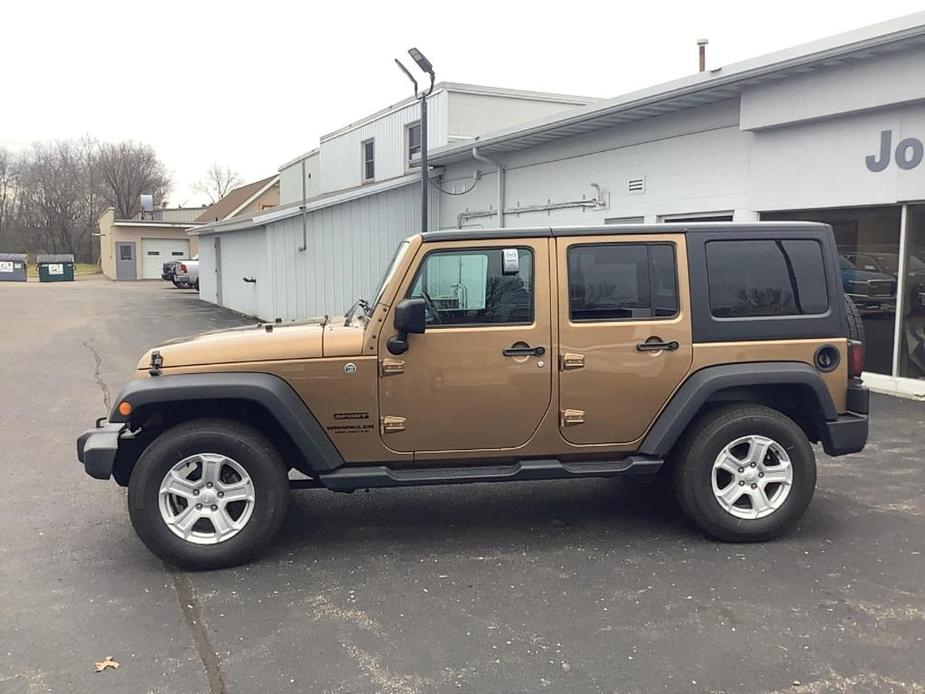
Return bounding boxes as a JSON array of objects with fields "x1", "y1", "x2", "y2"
[
  {"x1": 173, "y1": 256, "x2": 199, "y2": 290},
  {"x1": 78, "y1": 222, "x2": 869, "y2": 569}
]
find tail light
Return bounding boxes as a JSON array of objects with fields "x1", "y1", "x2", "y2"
[
  {"x1": 848, "y1": 340, "x2": 864, "y2": 378},
  {"x1": 179, "y1": 263, "x2": 187, "y2": 273}
]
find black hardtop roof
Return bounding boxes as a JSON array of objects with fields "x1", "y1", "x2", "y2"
[{"x1": 421, "y1": 221, "x2": 831, "y2": 242}]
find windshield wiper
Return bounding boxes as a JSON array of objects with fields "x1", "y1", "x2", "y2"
[{"x1": 344, "y1": 298, "x2": 372, "y2": 327}]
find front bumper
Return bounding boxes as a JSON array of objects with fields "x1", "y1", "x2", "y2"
[
  {"x1": 820, "y1": 381, "x2": 869, "y2": 456},
  {"x1": 77, "y1": 421, "x2": 126, "y2": 480}
]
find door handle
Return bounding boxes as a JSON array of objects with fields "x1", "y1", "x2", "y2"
[
  {"x1": 503, "y1": 344, "x2": 546, "y2": 357},
  {"x1": 636, "y1": 339, "x2": 679, "y2": 352}
]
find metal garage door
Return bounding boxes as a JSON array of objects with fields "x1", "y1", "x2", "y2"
[{"x1": 141, "y1": 239, "x2": 189, "y2": 279}]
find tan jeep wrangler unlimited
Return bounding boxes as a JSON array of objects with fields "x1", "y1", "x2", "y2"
[{"x1": 78, "y1": 223, "x2": 869, "y2": 569}]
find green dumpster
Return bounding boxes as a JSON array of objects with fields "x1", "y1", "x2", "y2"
[{"x1": 36, "y1": 254, "x2": 76, "y2": 282}]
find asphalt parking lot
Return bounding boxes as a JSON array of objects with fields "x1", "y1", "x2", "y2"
[{"x1": 1, "y1": 278, "x2": 923, "y2": 694}]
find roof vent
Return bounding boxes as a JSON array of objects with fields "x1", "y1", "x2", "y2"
[{"x1": 627, "y1": 177, "x2": 646, "y2": 194}]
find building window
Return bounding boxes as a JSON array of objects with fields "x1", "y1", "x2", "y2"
[
  {"x1": 763, "y1": 206, "x2": 901, "y2": 375},
  {"x1": 899, "y1": 205, "x2": 925, "y2": 380},
  {"x1": 362, "y1": 139, "x2": 375, "y2": 181},
  {"x1": 661, "y1": 212, "x2": 734, "y2": 223},
  {"x1": 407, "y1": 248, "x2": 534, "y2": 326},
  {"x1": 604, "y1": 216, "x2": 644, "y2": 224},
  {"x1": 706, "y1": 239, "x2": 828, "y2": 318},
  {"x1": 407, "y1": 122, "x2": 422, "y2": 165},
  {"x1": 567, "y1": 243, "x2": 679, "y2": 321}
]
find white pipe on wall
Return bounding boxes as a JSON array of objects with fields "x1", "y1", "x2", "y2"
[{"x1": 472, "y1": 147, "x2": 504, "y2": 228}]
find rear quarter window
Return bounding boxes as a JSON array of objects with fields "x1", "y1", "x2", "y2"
[{"x1": 706, "y1": 239, "x2": 829, "y2": 318}]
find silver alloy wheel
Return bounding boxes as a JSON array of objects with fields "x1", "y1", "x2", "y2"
[
  {"x1": 711, "y1": 435, "x2": 793, "y2": 520},
  {"x1": 158, "y1": 453, "x2": 256, "y2": 545}
]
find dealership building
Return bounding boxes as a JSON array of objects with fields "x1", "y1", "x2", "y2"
[{"x1": 192, "y1": 13, "x2": 925, "y2": 397}]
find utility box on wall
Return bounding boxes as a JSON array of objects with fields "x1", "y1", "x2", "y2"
[
  {"x1": 0, "y1": 253, "x2": 28, "y2": 282},
  {"x1": 36, "y1": 254, "x2": 75, "y2": 282}
]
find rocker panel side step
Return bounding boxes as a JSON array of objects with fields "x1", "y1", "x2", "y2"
[{"x1": 317, "y1": 456, "x2": 663, "y2": 492}]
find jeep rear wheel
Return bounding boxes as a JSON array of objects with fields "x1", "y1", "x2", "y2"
[
  {"x1": 128, "y1": 418, "x2": 289, "y2": 570},
  {"x1": 672, "y1": 404, "x2": 816, "y2": 542}
]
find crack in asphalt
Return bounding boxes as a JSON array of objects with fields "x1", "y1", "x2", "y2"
[
  {"x1": 170, "y1": 569, "x2": 226, "y2": 694},
  {"x1": 82, "y1": 341, "x2": 112, "y2": 411}
]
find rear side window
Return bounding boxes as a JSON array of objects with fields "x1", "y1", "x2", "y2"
[
  {"x1": 568, "y1": 243, "x2": 679, "y2": 321},
  {"x1": 706, "y1": 240, "x2": 828, "y2": 318}
]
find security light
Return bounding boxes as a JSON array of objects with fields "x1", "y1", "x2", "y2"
[
  {"x1": 408, "y1": 48, "x2": 434, "y2": 76},
  {"x1": 395, "y1": 48, "x2": 436, "y2": 234}
]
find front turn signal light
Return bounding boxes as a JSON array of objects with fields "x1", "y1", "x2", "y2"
[{"x1": 118, "y1": 401, "x2": 132, "y2": 416}]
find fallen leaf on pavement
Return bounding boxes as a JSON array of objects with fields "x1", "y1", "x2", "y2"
[{"x1": 94, "y1": 656, "x2": 119, "y2": 672}]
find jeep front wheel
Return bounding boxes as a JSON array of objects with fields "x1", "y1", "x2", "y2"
[
  {"x1": 128, "y1": 418, "x2": 289, "y2": 570},
  {"x1": 672, "y1": 404, "x2": 816, "y2": 542}
]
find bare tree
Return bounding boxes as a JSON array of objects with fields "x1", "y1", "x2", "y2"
[
  {"x1": 14, "y1": 139, "x2": 100, "y2": 258},
  {"x1": 96, "y1": 141, "x2": 171, "y2": 219},
  {"x1": 193, "y1": 163, "x2": 242, "y2": 204},
  {"x1": 0, "y1": 147, "x2": 17, "y2": 237}
]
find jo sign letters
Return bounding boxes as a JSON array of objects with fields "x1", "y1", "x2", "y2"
[{"x1": 866, "y1": 130, "x2": 924, "y2": 172}]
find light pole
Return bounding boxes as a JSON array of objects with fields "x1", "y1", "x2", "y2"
[{"x1": 395, "y1": 48, "x2": 435, "y2": 234}]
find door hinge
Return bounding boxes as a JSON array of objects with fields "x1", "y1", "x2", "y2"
[
  {"x1": 381, "y1": 416, "x2": 407, "y2": 434},
  {"x1": 560, "y1": 409, "x2": 585, "y2": 426},
  {"x1": 560, "y1": 352, "x2": 585, "y2": 370},
  {"x1": 381, "y1": 358, "x2": 405, "y2": 376}
]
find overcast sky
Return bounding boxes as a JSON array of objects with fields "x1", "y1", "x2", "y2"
[{"x1": 3, "y1": 1, "x2": 922, "y2": 205}]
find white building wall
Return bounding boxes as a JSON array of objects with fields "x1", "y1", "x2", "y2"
[
  {"x1": 265, "y1": 182, "x2": 437, "y2": 320},
  {"x1": 741, "y1": 45, "x2": 925, "y2": 131},
  {"x1": 211, "y1": 228, "x2": 271, "y2": 319},
  {"x1": 750, "y1": 101, "x2": 925, "y2": 211},
  {"x1": 447, "y1": 91, "x2": 590, "y2": 140},
  {"x1": 279, "y1": 151, "x2": 320, "y2": 206},
  {"x1": 438, "y1": 100, "x2": 753, "y2": 229},
  {"x1": 318, "y1": 91, "x2": 448, "y2": 194},
  {"x1": 197, "y1": 236, "x2": 217, "y2": 304}
]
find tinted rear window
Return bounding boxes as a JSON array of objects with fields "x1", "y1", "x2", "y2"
[{"x1": 706, "y1": 239, "x2": 828, "y2": 318}]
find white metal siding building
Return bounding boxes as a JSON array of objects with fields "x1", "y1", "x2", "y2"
[{"x1": 194, "y1": 13, "x2": 925, "y2": 397}]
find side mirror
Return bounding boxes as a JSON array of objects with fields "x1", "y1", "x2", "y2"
[{"x1": 387, "y1": 298, "x2": 426, "y2": 355}]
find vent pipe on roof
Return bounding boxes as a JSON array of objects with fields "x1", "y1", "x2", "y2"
[{"x1": 697, "y1": 38, "x2": 709, "y2": 72}]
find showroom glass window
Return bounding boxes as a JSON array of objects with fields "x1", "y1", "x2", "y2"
[
  {"x1": 407, "y1": 248, "x2": 534, "y2": 326},
  {"x1": 762, "y1": 207, "x2": 901, "y2": 375},
  {"x1": 899, "y1": 205, "x2": 925, "y2": 379},
  {"x1": 705, "y1": 240, "x2": 829, "y2": 317}
]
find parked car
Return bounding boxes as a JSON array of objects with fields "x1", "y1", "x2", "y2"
[
  {"x1": 844, "y1": 251, "x2": 925, "y2": 314},
  {"x1": 78, "y1": 222, "x2": 869, "y2": 569},
  {"x1": 161, "y1": 260, "x2": 190, "y2": 288},
  {"x1": 838, "y1": 255, "x2": 896, "y2": 313},
  {"x1": 173, "y1": 256, "x2": 199, "y2": 290}
]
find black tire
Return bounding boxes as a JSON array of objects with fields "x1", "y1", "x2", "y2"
[
  {"x1": 194, "y1": 279, "x2": 199, "y2": 291},
  {"x1": 128, "y1": 418, "x2": 289, "y2": 570},
  {"x1": 844, "y1": 293, "x2": 865, "y2": 343},
  {"x1": 171, "y1": 279, "x2": 181, "y2": 288},
  {"x1": 672, "y1": 404, "x2": 816, "y2": 542}
]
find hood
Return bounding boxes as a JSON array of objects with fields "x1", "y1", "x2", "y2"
[{"x1": 136, "y1": 316, "x2": 366, "y2": 371}]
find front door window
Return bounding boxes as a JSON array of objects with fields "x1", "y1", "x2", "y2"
[{"x1": 408, "y1": 248, "x2": 533, "y2": 325}]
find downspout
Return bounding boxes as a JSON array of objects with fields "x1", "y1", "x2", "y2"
[
  {"x1": 472, "y1": 146, "x2": 504, "y2": 228},
  {"x1": 298, "y1": 158, "x2": 308, "y2": 251}
]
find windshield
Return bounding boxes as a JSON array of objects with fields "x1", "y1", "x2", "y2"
[{"x1": 373, "y1": 240, "x2": 410, "y2": 306}]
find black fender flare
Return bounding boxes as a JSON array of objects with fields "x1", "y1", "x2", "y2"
[
  {"x1": 639, "y1": 362, "x2": 837, "y2": 456},
  {"x1": 109, "y1": 372, "x2": 344, "y2": 472}
]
